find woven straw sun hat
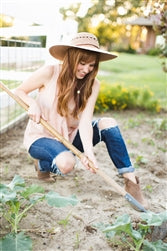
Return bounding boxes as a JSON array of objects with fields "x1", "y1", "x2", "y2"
[{"x1": 49, "y1": 32, "x2": 117, "y2": 62}]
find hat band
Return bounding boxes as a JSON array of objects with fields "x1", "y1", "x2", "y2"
[{"x1": 72, "y1": 43, "x2": 100, "y2": 49}]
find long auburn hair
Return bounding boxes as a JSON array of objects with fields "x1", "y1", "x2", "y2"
[{"x1": 57, "y1": 48, "x2": 100, "y2": 118}]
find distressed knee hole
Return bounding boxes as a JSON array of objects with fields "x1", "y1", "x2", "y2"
[{"x1": 98, "y1": 117, "x2": 117, "y2": 130}]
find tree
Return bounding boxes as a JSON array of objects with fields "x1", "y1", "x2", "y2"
[
  {"x1": 60, "y1": 0, "x2": 149, "y2": 30},
  {"x1": 60, "y1": 0, "x2": 153, "y2": 49},
  {"x1": 0, "y1": 14, "x2": 14, "y2": 27},
  {"x1": 60, "y1": 0, "x2": 166, "y2": 54}
]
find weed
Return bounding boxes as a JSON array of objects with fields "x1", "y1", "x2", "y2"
[
  {"x1": 154, "y1": 118, "x2": 167, "y2": 131},
  {"x1": 126, "y1": 118, "x2": 141, "y2": 129},
  {"x1": 135, "y1": 155, "x2": 148, "y2": 166},
  {"x1": 157, "y1": 146, "x2": 166, "y2": 153},
  {"x1": 74, "y1": 232, "x2": 80, "y2": 249},
  {"x1": 144, "y1": 184, "x2": 153, "y2": 193},
  {"x1": 58, "y1": 211, "x2": 72, "y2": 228},
  {"x1": 3, "y1": 166, "x2": 9, "y2": 175},
  {"x1": 74, "y1": 175, "x2": 80, "y2": 187},
  {"x1": 142, "y1": 138, "x2": 155, "y2": 146},
  {"x1": 127, "y1": 139, "x2": 139, "y2": 147},
  {"x1": 150, "y1": 118, "x2": 167, "y2": 138}
]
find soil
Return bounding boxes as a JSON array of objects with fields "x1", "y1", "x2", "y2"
[{"x1": 0, "y1": 110, "x2": 167, "y2": 251}]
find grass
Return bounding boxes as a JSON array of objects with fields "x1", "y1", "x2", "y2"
[
  {"x1": 98, "y1": 53, "x2": 167, "y2": 108},
  {"x1": 0, "y1": 80, "x2": 22, "y2": 92}
]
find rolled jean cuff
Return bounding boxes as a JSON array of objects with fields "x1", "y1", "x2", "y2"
[
  {"x1": 118, "y1": 166, "x2": 135, "y2": 175},
  {"x1": 50, "y1": 155, "x2": 66, "y2": 176}
]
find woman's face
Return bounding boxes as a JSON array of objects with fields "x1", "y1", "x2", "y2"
[{"x1": 75, "y1": 60, "x2": 96, "y2": 79}]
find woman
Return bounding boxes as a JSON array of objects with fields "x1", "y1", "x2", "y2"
[{"x1": 15, "y1": 32, "x2": 148, "y2": 209}]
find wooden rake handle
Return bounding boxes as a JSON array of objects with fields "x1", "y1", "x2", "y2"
[{"x1": 0, "y1": 81, "x2": 126, "y2": 197}]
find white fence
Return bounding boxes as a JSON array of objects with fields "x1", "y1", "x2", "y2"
[
  {"x1": 0, "y1": 39, "x2": 45, "y2": 133},
  {"x1": 1, "y1": 46, "x2": 46, "y2": 65}
]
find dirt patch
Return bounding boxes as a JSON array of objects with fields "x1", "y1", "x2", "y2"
[{"x1": 0, "y1": 110, "x2": 167, "y2": 251}]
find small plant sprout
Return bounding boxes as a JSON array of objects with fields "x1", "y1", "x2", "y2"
[
  {"x1": 4, "y1": 165, "x2": 9, "y2": 175},
  {"x1": 74, "y1": 232, "x2": 80, "y2": 249},
  {"x1": 142, "y1": 137, "x2": 155, "y2": 146},
  {"x1": 144, "y1": 184, "x2": 153, "y2": 193},
  {"x1": 58, "y1": 210, "x2": 72, "y2": 228},
  {"x1": 74, "y1": 175, "x2": 80, "y2": 187},
  {"x1": 135, "y1": 155, "x2": 148, "y2": 167}
]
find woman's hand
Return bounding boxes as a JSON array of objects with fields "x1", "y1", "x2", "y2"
[
  {"x1": 27, "y1": 102, "x2": 42, "y2": 123},
  {"x1": 80, "y1": 151, "x2": 98, "y2": 174}
]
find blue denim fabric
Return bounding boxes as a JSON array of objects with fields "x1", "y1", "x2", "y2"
[
  {"x1": 73, "y1": 120, "x2": 134, "y2": 175},
  {"x1": 29, "y1": 119, "x2": 134, "y2": 175},
  {"x1": 100, "y1": 126, "x2": 134, "y2": 174},
  {"x1": 29, "y1": 137, "x2": 69, "y2": 174}
]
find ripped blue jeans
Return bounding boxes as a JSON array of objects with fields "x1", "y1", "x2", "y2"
[{"x1": 28, "y1": 119, "x2": 134, "y2": 175}]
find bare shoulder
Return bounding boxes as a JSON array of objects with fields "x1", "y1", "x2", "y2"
[
  {"x1": 26, "y1": 64, "x2": 60, "y2": 88},
  {"x1": 94, "y1": 78, "x2": 100, "y2": 85},
  {"x1": 92, "y1": 78, "x2": 100, "y2": 91},
  {"x1": 35, "y1": 64, "x2": 55, "y2": 80}
]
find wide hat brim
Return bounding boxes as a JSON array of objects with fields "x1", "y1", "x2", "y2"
[{"x1": 49, "y1": 44, "x2": 117, "y2": 62}]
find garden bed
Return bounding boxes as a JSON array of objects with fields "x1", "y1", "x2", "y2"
[{"x1": 0, "y1": 110, "x2": 167, "y2": 251}]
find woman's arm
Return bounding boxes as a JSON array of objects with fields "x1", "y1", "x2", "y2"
[
  {"x1": 79, "y1": 78, "x2": 100, "y2": 171},
  {"x1": 15, "y1": 65, "x2": 54, "y2": 123}
]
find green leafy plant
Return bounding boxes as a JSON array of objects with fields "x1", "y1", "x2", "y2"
[
  {"x1": 95, "y1": 211, "x2": 167, "y2": 251},
  {"x1": 94, "y1": 82, "x2": 161, "y2": 113},
  {"x1": 0, "y1": 175, "x2": 79, "y2": 251}
]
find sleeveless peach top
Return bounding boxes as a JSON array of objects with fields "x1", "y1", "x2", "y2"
[{"x1": 23, "y1": 64, "x2": 79, "y2": 151}]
